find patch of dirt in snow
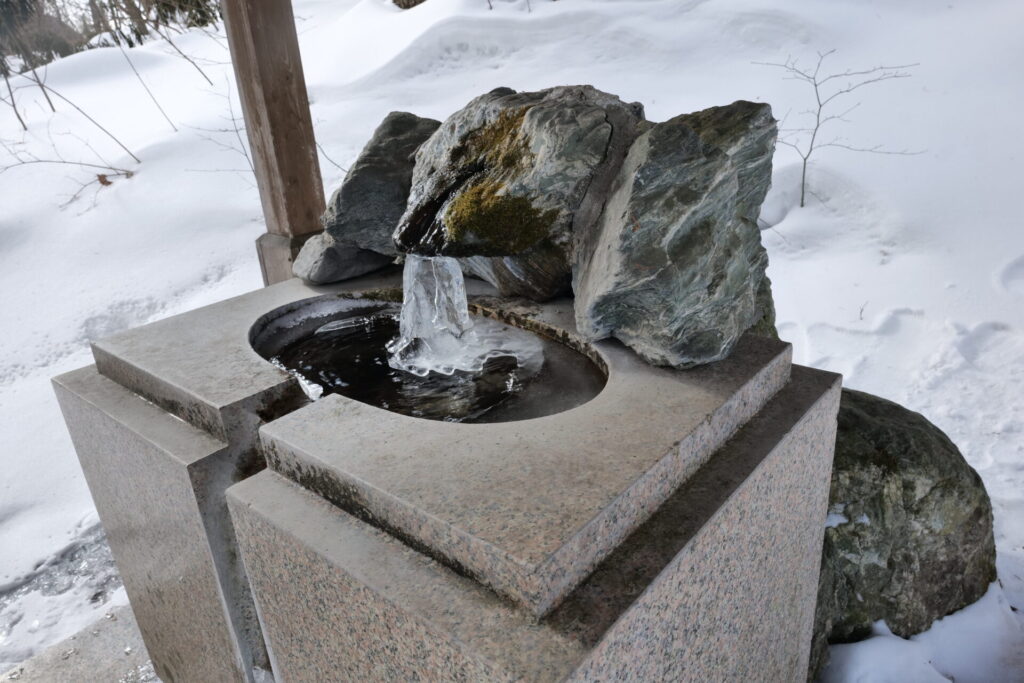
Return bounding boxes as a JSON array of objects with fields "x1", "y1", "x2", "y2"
[{"x1": 0, "y1": 523, "x2": 122, "y2": 671}]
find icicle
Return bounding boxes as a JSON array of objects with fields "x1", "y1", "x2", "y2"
[{"x1": 387, "y1": 255, "x2": 543, "y2": 378}]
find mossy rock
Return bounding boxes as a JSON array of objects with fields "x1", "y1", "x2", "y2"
[
  {"x1": 394, "y1": 85, "x2": 645, "y2": 300},
  {"x1": 451, "y1": 107, "x2": 531, "y2": 173},
  {"x1": 444, "y1": 179, "x2": 559, "y2": 257},
  {"x1": 809, "y1": 389, "x2": 997, "y2": 679}
]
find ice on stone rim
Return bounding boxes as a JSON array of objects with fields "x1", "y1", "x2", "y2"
[
  {"x1": 387, "y1": 255, "x2": 544, "y2": 378},
  {"x1": 270, "y1": 357, "x2": 323, "y2": 401}
]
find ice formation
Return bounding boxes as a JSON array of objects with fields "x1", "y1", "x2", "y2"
[{"x1": 387, "y1": 255, "x2": 543, "y2": 377}]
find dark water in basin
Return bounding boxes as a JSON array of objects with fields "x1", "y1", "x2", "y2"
[{"x1": 266, "y1": 303, "x2": 606, "y2": 423}]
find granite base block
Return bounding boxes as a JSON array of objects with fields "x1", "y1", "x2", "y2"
[
  {"x1": 52, "y1": 367, "x2": 265, "y2": 683},
  {"x1": 228, "y1": 365, "x2": 841, "y2": 682}
]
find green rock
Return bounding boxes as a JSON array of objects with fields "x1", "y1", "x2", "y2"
[
  {"x1": 809, "y1": 389, "x2": 997, "y2": 678},
  {"x1": 573, "y1": 101, "x2": 777, "y2": 367},
  {"x1": 293, "y1": 111, "x2": 439, "y2": 284}
]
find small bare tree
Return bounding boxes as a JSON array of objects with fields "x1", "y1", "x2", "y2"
[{"x1": 757, "y1": 49, "x2": 918, "y2": 207}]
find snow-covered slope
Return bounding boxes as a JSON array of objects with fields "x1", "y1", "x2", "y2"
[{"x1": 1, "y1": 0, "x2": 1022, "y2": 678}]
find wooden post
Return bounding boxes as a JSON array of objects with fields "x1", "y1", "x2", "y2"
[{"x1": 220, "y1": 0, "x2": 326, "y2": 285}]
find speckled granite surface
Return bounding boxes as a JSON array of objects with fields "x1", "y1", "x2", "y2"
[
  {"x1": 260, "y1": 333, "x2": 791, "y2": 618},
  {"x1": 52, "y1": 367, "x2": 256, "y2": 682},
  {"x1": 230, "y1": 365, "x2": 841, "y2": 681}
]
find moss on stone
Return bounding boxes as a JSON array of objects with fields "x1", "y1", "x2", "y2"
[
  {"x1": 355, "y1": 287, "x2": 404, "y2": 303},
  {"x1": 452, "y1": 107, "x2": 531, "y2": 173},
  {"x1": 674, "y1": 100, "x2": 771, "y2": 150},
  {"x1": 443, "y1": 179, "x2": 559, "y2": 255},
  {"x1": 437, "y1": 106, "x2": 562, "y2": 257}
]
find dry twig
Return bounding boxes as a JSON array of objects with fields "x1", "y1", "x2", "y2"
[
  {"x1": 117, "y1": 42, "x2": 178, "y2": 132},
  {"x1": 316, "y1": 141, "x2": 347, "y2": 173},
  {"x1": 2, "y1": 69, "x2": 27, "y2": 131},
  {"x1": 37, "y1": 82, "x2": 141, "y2": 163},
  {"x1": 0, "y1": 137, "x2": 135, "y2": 208},
  {"x1": 756, "y1": 49, "x2": 920, "y2": 207},
  {"x1": 147, "y1": 20, "x2": 214, "y2": 86}
]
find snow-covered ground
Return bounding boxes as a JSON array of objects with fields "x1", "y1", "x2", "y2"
[{"x1": 1, "y1": 0, "x2": 1022, "y2": 679}]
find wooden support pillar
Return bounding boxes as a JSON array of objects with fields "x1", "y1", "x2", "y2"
[{"x1": 220, "y1": 0, "x2": 326, "y2": 285}]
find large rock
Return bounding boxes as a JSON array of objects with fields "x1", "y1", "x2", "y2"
[
  {"x1": 325, "y1": 111, "x2": 441, "y2": 257},
  {"x1": 394, "y1": 85, "x2": 645, "y2": 300},
  {"x1": 810, "y1": 389, "x2": 997, "y2": 678},
  {"x1": 293, "y1": 111, "x2": 440, "y2": 283},
  {"x1": 573, "y1": 101, "x2": 777, "y2": 368},
  {"x1": 291, "y1": 233, "x2": 393, "y2": 285}
]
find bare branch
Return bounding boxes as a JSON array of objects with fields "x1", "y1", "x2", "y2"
[
  {"x1": 186, "y1": 80, "x2": 255, "y2": 175},
  {"x1": 819, "y1": 71, "x2": 913, "y2": 107},
  {"x1": 755, "y1": 48, "x2": 918, "y2": 207},
  {"x1": 776, "y1": 138, "x2": 808, "y2": 160},
  {"x1": 59, "y1": 168, "x2": 135, "y2": 210},
  {"x1": 224, "y1": 80, "x2": 254, "y2": 173},
  {"x1": 197, "y1": 26, "x2": 230, "y2": 50},
  {"x1": 20, "y1": 64, "x2": 56, "y2": 113},
  {"x1": 818, "y1": 141, "x2": 922, "y2": 155},
  {"x1": 316, "y1": 142, "x2": 347, "y2": 173},
  {"x1": 817, "y1": 63, "x2": 918, "y2": 86},
  {"x1": 1, "y1": 134, "x2": 136, "y2": 208},
  {"x1": 37, "y1": 83, "x2": 141, "y2": 164},
  {"x1": 0, "y1": 156, "x2": 134, "y2": 175},
  {"x1": 2, "y1": 70, "x2": 28, "y2": 131},
  {"x1": 118, "y1": 42, "x2": 178, "y2": 132},
  {"x1": 148, "y1": 20, "x2": 214, "y2": 86}
]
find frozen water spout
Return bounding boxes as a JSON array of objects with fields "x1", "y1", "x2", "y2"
[{"x1": 387, "y1": 255, "x2": 543, "y2": 378}]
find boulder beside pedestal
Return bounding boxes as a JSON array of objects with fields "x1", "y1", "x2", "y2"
[{"x1": 810, "y1": 388, "x2": 997, "y2": 677}]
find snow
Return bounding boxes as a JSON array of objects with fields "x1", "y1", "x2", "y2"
[
  {"x1": 823, "y1": 585, "x2": 1024, "y2": 683},
  {"x1": 1, "y1": 0, "x2": 1022, "y2": 678},
  {"x1": 825, "y1": 503, "x2": 849, "y2": 529}
]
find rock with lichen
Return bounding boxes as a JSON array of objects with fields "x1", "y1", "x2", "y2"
[
  {"x1": 573, "y1": 101, "x2": 777, "y2": 367},
  {"x1": 394, "y1": 85, "x2": 645, "y2": 300},
  {"x1": 294, "y1": 111, "x2": 440, "y2": 284},
  {"x1": 809, "y1": 388, "x2": 997, "y2": 679}
]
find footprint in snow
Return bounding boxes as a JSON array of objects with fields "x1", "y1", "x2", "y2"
[{"x1": 997, "y1": 255, "x2": 1024, "y2": 296}]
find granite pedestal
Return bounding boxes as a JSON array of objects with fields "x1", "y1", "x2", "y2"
[
  {"x1": 229, "y1": 366, "x2": 840, "y2": 681},
  {"x1": 54, "y1": 267, "x2": 840, "y2": 682}
]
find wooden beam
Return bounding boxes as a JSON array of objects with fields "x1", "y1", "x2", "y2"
[{"x1": 220, "y1": 0, "x2": 326, "y2": 285}]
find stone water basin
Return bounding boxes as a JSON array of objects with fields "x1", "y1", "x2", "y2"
[{"x1": 249, "y1": 295, "x2": 607, "y2": 424}]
